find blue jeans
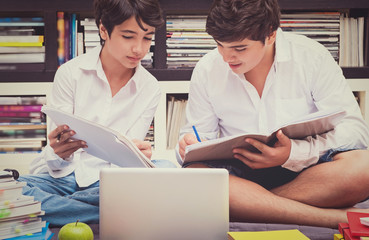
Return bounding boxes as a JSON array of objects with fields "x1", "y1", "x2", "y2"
[{"x1": 18, "y1": 159, "x2": 177, "y2": 227}]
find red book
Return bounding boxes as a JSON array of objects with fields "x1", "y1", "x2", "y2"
[
  {"x1": 343, "y1": 228, "x2": 360, "y2": 240},
  {"x1": 339, "y1": 222, "x2": 350, "y2": 235},
  {"x1": 347, "y1": 212, "x2": 369, "y2": 237}
]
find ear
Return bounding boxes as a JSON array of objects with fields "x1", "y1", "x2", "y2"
[
  {"x1": 99, "y1": 23, "x2": 108, "y2": 41},
  {"x1": 266, "y1": 30, "x2": 277, "y2": 46}
]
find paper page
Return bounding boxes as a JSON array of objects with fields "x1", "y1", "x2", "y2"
[
  {"x1": 277, "y1": 108, "x2": 346, "y2": 139},
  {"x1": 42, "y1": 106, "x2": 154, "y2": 168},
  {"x1": 184, "y1": 108, "x2": 345, "y2": 164}
]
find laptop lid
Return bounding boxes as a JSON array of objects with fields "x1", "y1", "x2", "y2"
[{"x1": 100, "y1": 168, "x2": 229, "y2": 240}]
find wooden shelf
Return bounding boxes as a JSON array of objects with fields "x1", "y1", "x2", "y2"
[
  {"x1": 1, "y1": 0, "x2": 369, "y2": 12},
  {"x1": 1, "y1": 67, "x2": 368, "y2": 83},
  {"x1": 0, "y1": 0, "x2": 367, "y2": 82},
  {"x1": 343, "y1": 67, "x2": 369, "y2": 79}
]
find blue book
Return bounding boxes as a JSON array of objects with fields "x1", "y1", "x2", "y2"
[{"x1": 5, "y1": 222, "x2": 54, "y2": 240}]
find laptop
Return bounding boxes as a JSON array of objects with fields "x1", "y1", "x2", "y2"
[{"x1": 100, "y1": 168, "x2": 229, "y2": 240}]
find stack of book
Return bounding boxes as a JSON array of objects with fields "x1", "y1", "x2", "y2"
[
  {"x1": 166, "y1": 95, "x2": 187, "y2": 149},
  {"x1": 337, "y1": 212, "x2": 369, "y2": 240},
  {"x1": 0, "y1": 17, "x2": 45, "y2": 66},
  {"x1": 339, "y1": 14, "x2": 365, "y2": 67},
  {"x1": 166, "y1": 15, "x2": 216, "y2": 69},
  {"x1": 144, "y1": 120, "x2": 155, "y2": 148},
  {"x1": 57, "y1": 12, "x2": 85, "y2": 66},
  {"x1": 280, "y1": 12, "x2": 340, "y2": 62},
  {"x1": 80, "y1": 17, "x2": 154, "y2": 68},
  {"x1": 79, "y1": 18, "x2": 99, "y2": 54},
  {"x1": 0, "y1": 96, "x2": 46, "y2": 154},
  {"x1": 0, "y1": 170, "x2": 52, "y2": 240}
]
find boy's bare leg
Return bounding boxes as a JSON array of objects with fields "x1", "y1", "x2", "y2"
[
  {"x1": 271, "y1": 150, "x2": 369, "y2": 208},
  {"x1": 229, "y1": 174, "x2": 349, "y2": 228},
  {"x1": 187, "y1": 150, "x2": 369, "y2": 228}
]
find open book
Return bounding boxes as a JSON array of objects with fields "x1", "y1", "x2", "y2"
[
  {"x1": 184, "y1": 109, "x2": 346, "y2": 164},
  {"x1": 41, "y1": 106, "x2": 155, "y2": 168}
]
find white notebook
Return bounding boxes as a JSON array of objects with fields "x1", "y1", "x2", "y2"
[
  {"x1": 42, "y1": 106, "x2": 154, "y2": 168},
  {"x1": 184, "y1": 108, "x2": 346, "y2": 163}
]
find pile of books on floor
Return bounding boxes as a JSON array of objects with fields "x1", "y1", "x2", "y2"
[
  {"x1": 0, "y1": 170, "x2": 53, "y2": 239},
  {"x1": 336, "y1": 212, "x2": 369, "y2": 240},
  {"x1": 0, "y1": 17, "x2": 45, "y2": 66},
  {"x1": 166, "y1": 15, "x2": 216, "y2": 69},
  {"x1": 0, "y1": 96, "x2": 47, "y2": 154}
]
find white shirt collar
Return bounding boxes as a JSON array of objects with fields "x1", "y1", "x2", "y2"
[
  {"x1": 78, "y1": 45, "x2": 146, "y2": 92},
  {"x1": 275, "y1": 28, "x2": 291, "y2": 63}
]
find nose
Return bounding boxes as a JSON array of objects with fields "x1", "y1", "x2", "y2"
[
  {"x1": 132, "y1": 41, "x2": 144, "y2": 56},
  {"x1": 219, "y1": 47, "x2": 234, "y2": 63}
]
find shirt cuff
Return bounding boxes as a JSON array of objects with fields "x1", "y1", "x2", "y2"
[
  {"x1": 44, "y1": 146, "x2": 73, "y2": 170},
  {"x1": 281, "y1": 138, "x2": 319, "y2": 172}
]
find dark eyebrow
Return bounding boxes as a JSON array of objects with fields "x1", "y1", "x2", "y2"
[
  {"x1": 215, "y1": 40, "x2": 248, "y2": 48},
  {"x1": 120, "y1": 30, "x2": 155, "y2": 35}
]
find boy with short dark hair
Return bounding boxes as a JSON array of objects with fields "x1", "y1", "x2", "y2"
[
  {"x1": 179, "y1": 0, "x2": 369, "y2": 228},
  {"x1": 18, "y1": 0, "x2": 172, "y2": 226}
]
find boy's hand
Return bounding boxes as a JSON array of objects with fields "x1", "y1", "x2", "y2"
[
  {"x1": 49, "y1": 125, "x2": 88, "y2": 160},
  {"x1": 232, "y1": 130, "x2": 291, "y2": 169},
  {"x1": 179, "y1": 133, "x2": 199, "y2": 160},
  {"x1": 132, "y1": 139, "x2": 152, "y2": 159}
]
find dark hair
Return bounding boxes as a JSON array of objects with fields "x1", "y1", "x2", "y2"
[
  {"x1": 206, "y1": 0, "x2": 280, "y2": 43},
  {"x1": 94, "y1": 0, "x2": 164, "y2": 45}
]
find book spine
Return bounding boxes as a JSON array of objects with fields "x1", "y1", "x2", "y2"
[
  {"x1": 0, "y1": 35, "x2": 44, "y2": 43},
  {"x1": 0, "y1": 42, "x2": 43, "y2": 47},
  {"x1": 0, "y1": 105, "x2": 42, "y2": 112},
  {"x1": 57, "y1": 12, "x2": 65, "y2": 66},
  {"x1": 0, "y1": 112, "x2": 43, "y2": 118}
]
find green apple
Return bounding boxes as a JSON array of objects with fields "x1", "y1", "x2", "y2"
[{"x1": 58, "y1": 220, "x2": 94, "y2": 240}]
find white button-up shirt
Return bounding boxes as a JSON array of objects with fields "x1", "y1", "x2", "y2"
[
  {"x1": 31, "y1": 46, "x2": 161, "y2": 187},
  {"x1": 179, "y1": 28, "x2": 369, "y2": 172}
]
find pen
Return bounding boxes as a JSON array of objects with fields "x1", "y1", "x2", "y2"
[
  {"x1": 56, "y1": 132, "x2": 62, "y2": 143},
  {"x1": 192, "y1": 125, "x2": 202, "y2": 142}
]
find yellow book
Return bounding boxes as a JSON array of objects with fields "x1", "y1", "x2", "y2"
[
  {"x1": 334, "y1": 233, "x2": 344, "y2": 240},
  {"x1": 0, "y1": 42, "x2": 43, "y2": 47},
  {"x1": 228, "y1": 229, "x2": 310, "y2": 240}
]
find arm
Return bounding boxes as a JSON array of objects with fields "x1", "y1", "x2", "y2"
[
  {"x1": 283, "y1": 50, "x2": 369, "y2": 171},
  {"x1": 176, "y1": 61, "x2": 220, "y2": 163},
  {"x1": 31, "y1": 64, "x2": 79, "y2": 174}
]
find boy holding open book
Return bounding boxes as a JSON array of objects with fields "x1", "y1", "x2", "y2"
[
  {"x1": 17, "y1": 0, "x2": 174, "y2": 226},
  {"x1": 178, "y1": 0, "x2": 369, "y2": 228}
]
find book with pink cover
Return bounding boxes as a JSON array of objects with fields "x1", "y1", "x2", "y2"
[{"x1": 184, "y1": 109, "x2": 345, "y2": 164}]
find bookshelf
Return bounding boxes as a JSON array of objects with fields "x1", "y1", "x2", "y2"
[{"x1": 0, "y1": 0, "x2": 369, "y2": 172}]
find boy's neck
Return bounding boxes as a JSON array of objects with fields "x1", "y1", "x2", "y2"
[
  {"x1": 244, "y1": 43, "x2": 275, "y2": 98},
  {"x1": 100, "y1": 47, "x2": 135, "y2": 97}
]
